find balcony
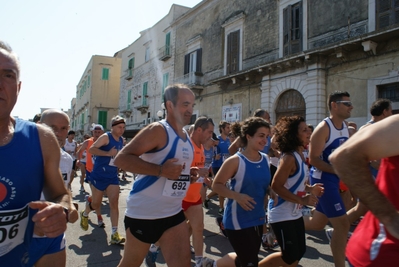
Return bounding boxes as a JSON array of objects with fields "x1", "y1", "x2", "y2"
[
  {"x1": 174, "y1": 72, "x2": 204, "y2": 95},
  {"x1": 125, "y1": 69, "x2": 134, "y2": 80},
  {"x1": 136, "y1": 104, "x2": 149, "y2": 114},
  {"x1": 158, "y1": 45, "x2": 172, "y2": 61},
  {"x1": 120, "y1": 105, "x2": 133, "y2": 117}
]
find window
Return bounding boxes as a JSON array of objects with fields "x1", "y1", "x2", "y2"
[
  {"x1": 165, "y1": 32, "x2": 171, "y2": 56},
  {"x1": 142, "y1": 82, "x2": 148, "y2": 106},
  {"x1": 145, "y1": 47, "x2": 150, "y2": 62},
  {"x1": 222, "y1": 12, "x2": 244, "y2": 75},
  {"x1": 162, "y1": 73, "x2": 169, "y2": 101},
  {"x1": 98, "y1": 110, "x2": 108, "y2": 129},
  {"x1": 376, "y1": 0, "x2": 399, "y2": 29},
  {"x1": 227, "y1": 30, "x2": 240, "y2": 74},
  {"x1": 87, "y1": 75, "x2": 90, "y2": 87},
  {"x1": 283, "y1": 1, "x2": 303, "y2": 56},
  {"x1": 184, "y1": 49, "x2": 202, "y2": 75},
  {"x1": 102, "y1": 68, "x2": 109, "y2": 80},
  {"x1": 127, "y1": 90, "x2": 132, "y2": 109},
  {"x1": 378, "y1": 82, "x2": 399, "y2": 101},
  {"x1": 81, "y1": 112, "x2": 84, "y2": 125},
  {"x1": 128, "y1": 58, "x2": 135, "y2": 76}
]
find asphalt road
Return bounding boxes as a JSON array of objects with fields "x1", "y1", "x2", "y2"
[{"x1": 66, "y1": 172, "x2": 350, "y2": 266}]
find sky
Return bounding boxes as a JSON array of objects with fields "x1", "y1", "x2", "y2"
[{"x1": 3, "y1": 0, "x2": 201, "y2": 120}]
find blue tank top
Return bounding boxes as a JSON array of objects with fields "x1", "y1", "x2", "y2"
[
  {"x1": 91, "y1": 132, "x2": 123, "y2": 179},
  {"x1": 310, "y1": 118, "x2": 349, "y2": 182},
  {"x1": 212, "y1": 135, "x2": 231, "y2": 168},
  {"x1": 203, "y1": 147, "x2": 213, "y2": 168},
  {"x1": 223, "y1": 152, "x2": 270, "y2": 230},
  {"x1": 0, "y1": 119, "x2": 44, "y2": 266}
]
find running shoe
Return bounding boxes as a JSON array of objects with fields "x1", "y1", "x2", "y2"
[
  {"x1": 200, "y1": 257, "x2": 215, "y2": 267},
  {"x1": 110, "y1": 232, "x2": 125, "y2": 245},
  {"x1": 80, "y1": 211, "x2": 89, "y2": 231},
  {"x1": 145, "y1": 249, "x2": 159, "y2": 267}
]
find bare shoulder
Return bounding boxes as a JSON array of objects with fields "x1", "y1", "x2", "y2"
[{"x1": 124, "y1": 122, "x2": 167, "y2": 153}]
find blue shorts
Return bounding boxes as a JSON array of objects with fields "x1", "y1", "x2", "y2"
[
  {"x1": 90, "y1": 170, "x2": 119, "y2": 191},
  {"x1": 28, "y1": 233, "x2": 65, "y2": 266},
  {"x1": 310, "y1": 175, "x2": 346, "y2": 218},
  {"x1": 85, "y1": 169, "x2": 91, "y2": 183}
]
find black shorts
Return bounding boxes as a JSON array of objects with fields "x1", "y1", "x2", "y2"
[
  {"x1": 270, "y1": 217, "x2": 306, "y2": 265},
  {"x1": 72, "y1": 160, "x2": 77, "y2": 170},
  {"x1": 225, "y1": 225, "x2": 263, "y2": 267},
  {"x1": 124, "y1": 210, "x2": 185, "y2": 244}
]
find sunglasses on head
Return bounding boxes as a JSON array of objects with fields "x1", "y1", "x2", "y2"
[{"x1": 336, "y1": 101, "x2": 353, "y2": 107}]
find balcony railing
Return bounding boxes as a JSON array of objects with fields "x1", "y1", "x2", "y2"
[
  {"x1": 158, "y1": 45, "x2": 172, "y2": 61},
  {"x1": 175, "y1": 72, "x2": 203, "y2": 86},
  {"x1": 124, "y1": 69, "x2": 134, "y2": 80}
]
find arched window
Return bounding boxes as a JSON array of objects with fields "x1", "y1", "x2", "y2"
[{"x1": 275, "y1": 89, "x2": 306, "y2": 122}]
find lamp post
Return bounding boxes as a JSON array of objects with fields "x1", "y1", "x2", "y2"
[{"x1": 157, "y1": 102, "x2": 166, "y2": 120}]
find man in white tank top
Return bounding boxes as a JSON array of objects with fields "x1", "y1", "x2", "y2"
[
  {"x1": 114, "y1": 84, "x2": 196, "y2": 267},
  {"x1": 64, "y1": 130, "x2": 78, "y2": 190}
]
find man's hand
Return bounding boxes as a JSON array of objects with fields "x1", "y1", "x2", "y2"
[
  {"x1": 161, "y1": 158, "x2": 183, "y2": 180},
  {"x1": 108, "y1": 146, "x2": 118, "y2": 157},
  {"x1": 29, "y1": 201, "x2": 67, "y2": 237}
]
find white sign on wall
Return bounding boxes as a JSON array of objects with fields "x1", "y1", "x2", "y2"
[{"x1": 222, "y1": 103, "x2": 242, "y2": 123}]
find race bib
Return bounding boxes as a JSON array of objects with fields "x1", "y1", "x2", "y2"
[
  {"x1": 162, "y1": 175, "x2": 190, "y2": 197},
  {"x1": 0, "y1": 205, "x2": 29, "y2": 257},
  {"x1": 62, "y1": 173, "x2": 68, "y2": 181}
]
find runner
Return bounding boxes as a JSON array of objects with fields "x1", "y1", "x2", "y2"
[
  {"x1": 80, "y1": 116, "x2": 126, "y2": 245},
  {"x1": 114, "y1": 84, "x2": 196, "y2": 267}
]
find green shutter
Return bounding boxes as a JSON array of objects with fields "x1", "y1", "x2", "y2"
[
  {"x1": 127, "y1": 90, "x2": 131, "y2": 109},
  {"x1": 162, "y1": 73, "x2": 169, "y2": 101},
  {"x1": 102, "y1": 68, "x2": 109, "y2": 80},
  {"x1": 142, "y1": 82, "x2": 148, "y2": 105},
  {"x1": 165, "y1": 32, "x2": 171, "y2": 55},
  {"x1": 88, "y1": 75, "x2": 90, "y2": 86},
  {"x1": 81, "y1": 113, "x2": 84, "y2": 125},
  {"x1": 98, "y1": 111, "x2": 108, "y2": 129}
]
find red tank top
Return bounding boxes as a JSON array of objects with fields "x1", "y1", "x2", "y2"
[{"x1": 346, "y1": 155, "x2": 399, "y2": 266}]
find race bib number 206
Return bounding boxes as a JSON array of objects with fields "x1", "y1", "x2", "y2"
[
  {"x1": 163, "y1": 175, "x2": 190, "y2": 197},
  {"x1": 0, "y1": 205, "x2": 29, "y2": 257}
]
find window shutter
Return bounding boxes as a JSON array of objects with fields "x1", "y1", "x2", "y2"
[
  {"x1": 143, "y1": 82, "x2": 148, "y2": 105},
  {"x1": 196, "y1": 48, "x2": 202, "y2": 73},
  {"x1": 165, "y1": 32, "x2": 171, "y2": 55},
  {"x1": 283, "y1": 6, "x2": 291, "y2": 56},
  {"x1": 184, "y1": 54, "x2": 190, "y2": 75},
  {"x1": 227, "y1": 30, "x2": 240, "y2": 74},
  {"x1": 127, "y1": 90, "x2": 131, "y2": 109}
]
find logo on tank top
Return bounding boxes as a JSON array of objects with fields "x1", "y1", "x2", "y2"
[{"x1": 0, "y1": 176, "x2": 17, "y2": 208}]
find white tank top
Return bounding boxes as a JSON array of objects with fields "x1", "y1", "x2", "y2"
[
  {"x1": 125, "y1": 120, "x2": 194, "y2": 219},
  {"x1": 64, "y1": 139, "x2": 77, "y2": 160}
]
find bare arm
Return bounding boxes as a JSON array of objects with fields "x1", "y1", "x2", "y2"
[
  {"x1": 114, "y1": 123, "x2": 183, "y2": 180},
  {"x1": 76, "y1": 140, "x2": 88, "y2": 160},
  {"x1": 272, "y1": 154, "x2": 318, "y2": 206},
  {"x1": 212, "y1": 156, "x2": 256, "y2": 211},
  {"x1": 228, "y1": 137, "x2": 242, "y2": 155},
  {"x1": 30, "y1": 125, "x2": 78, "y2": 237},
  {"x1": 89, "y1": 133, "x2": 117, "y2": 157},
  {"x1": 309, "y1": 122, "x2": 335, "y2": 174},
  {"x1": 330, "y1": 114, "x2": 399, "y2": 239}
]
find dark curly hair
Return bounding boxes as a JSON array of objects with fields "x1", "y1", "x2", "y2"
[
  {"x1": 231, "y1": 117, "x2": 270, "y2": 147},
  {"x1": 273, "y1": 116, "x2": 305, "y2": 153}
]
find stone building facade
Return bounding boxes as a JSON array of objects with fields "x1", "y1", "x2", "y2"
[
  {"x1": 172, "y1": 0, "x2": 399, "y2": 127},
  {"x1": 71, "y1": 55, "x2": 121, "y2": 137},
  {"x1": 114, "y1": 0, "x2": 399, "y2": 133}
]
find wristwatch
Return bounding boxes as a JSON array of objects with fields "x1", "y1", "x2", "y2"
[{"x1": 63, "y1": 207, "x2": 69, "y2": 223}]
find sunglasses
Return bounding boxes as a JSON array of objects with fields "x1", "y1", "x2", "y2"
[{"x1": 336, "y1": 101, "x2": 353, "y2": 107}]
